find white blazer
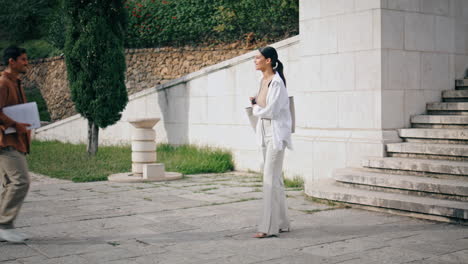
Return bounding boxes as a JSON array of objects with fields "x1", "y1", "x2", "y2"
[{"x1": 253, "y1": 72, "x2": 293, "y2": 150}]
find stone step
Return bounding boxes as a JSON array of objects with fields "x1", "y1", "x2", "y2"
[
  {"x1": 399, "y1": 128, "x2": 468, "y2": 143},
  {"x1": 307, "y1": 179, "x2": 468, "y2": 220},
  {"x1": 389, "y1": 152, "x2": 468, "y2": 162},
  {"x1": 412, "y1": 115, "x2": 468, "y2": 122},
  {"x1": 411, "y1": 115, "x2": 468, "y2": 128},
  {"x1": 334, "y1": 168, "x2": 468, "y2": 198},
  {"x1": 427, "y1": 102, "x2": 468, "y2": 111},
  {"x1": 362, "y1": 157, "x2": 468, "y2": 176},
  {"x1": 386, "y1": 142, "x2": 468, "y2": 158},
  {"x1": 455, "y1": 79, "x2": 468, "y2": 89},
  {"x1": 442, "y1": 90, "x2": 468, "y2": 102},
  {"x1": 427, "y1": 110, "x2": 468, "y2": 115}
]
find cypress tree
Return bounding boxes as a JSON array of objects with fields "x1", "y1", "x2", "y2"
[{"x1": 64, "y1": 0, "x2": 128, "y2": 155}]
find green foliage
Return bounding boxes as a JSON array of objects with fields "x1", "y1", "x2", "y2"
[
  {"x1": 0, "y1": 39, "x2": 60, "y2": 61},
  {"x1": 64, "y1": 0, "x2": 128, "y2": 129},
  {"x1": 0, "y1": 0, "x2": 56, "y2": 42},
  {"x1": 0, "y1": 40, "x2": 10, "y2": 58},
  {"x1": 213, "y1": 0, "x2": 299, "y2": 39},
  {"x1": 124, "y1": 0, "x2": 298, "y2": 47},
  {"x1": 47, "y1": 3, "x2": 67, "y2": 50},
  {"x1": 24, "y1": 87, "x2": 51, "y2": 121},
  {"x1": 21, "y1": 39, "x2": 62, "y2": 59},
  {"x1": 157, "y1": 144, "x2": 235, "y2": 174},
  {"x1": 1, "y1": 0, "x2": 298, "y2": 59},
  {"x1": 0, "y1": 0, "x2": 62, "y2": 59},
  {"x1": 125, "y1": 0, "x2": 214, "y2": 47},
  {"x1": 27, "y1": 141, "x2": 235, "y2": 182}
]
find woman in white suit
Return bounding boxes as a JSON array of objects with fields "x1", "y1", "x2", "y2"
[{"x1": 250, "y1": 46, "x2": 292, "y2": 238}]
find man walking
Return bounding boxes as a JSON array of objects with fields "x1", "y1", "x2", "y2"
[{"x1": 0, "y1": 46, "x2": 32, "y2": 243}]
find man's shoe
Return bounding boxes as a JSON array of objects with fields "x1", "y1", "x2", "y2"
[
  {"x1": 0, "y1": 229, "x2": 27, "y2": 243},
  {"x1": 253, "y1": 232, "x2": 277, "y2": 239}
]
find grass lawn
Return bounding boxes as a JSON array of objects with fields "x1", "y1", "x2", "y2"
[{"x1": 27, "y1": 141, "x2": 234, "y2": 182}]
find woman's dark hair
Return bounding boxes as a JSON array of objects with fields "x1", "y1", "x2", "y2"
[
  {"x1": 258, "y1": 46, "x2": 286, "y2": 86},
  {"x1": 3, "y1": 46, "x2": 26, "y2": 66}
]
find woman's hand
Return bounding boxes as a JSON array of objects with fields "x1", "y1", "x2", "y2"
[{"x1": 249, "y1": 97, "x2": 256, "y2": 105}]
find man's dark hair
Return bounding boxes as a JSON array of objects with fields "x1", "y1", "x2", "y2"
[{"x1": 3, "y1": 46, "x2": 26, "y2": 66}]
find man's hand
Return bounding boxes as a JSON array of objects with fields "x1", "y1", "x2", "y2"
[{"x1": 14, "y1": 122, "x2": 31, "y2": 134}]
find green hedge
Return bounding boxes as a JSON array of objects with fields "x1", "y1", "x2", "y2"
[
  {"x1": 125, "y1": 0, "x2": 298, "y2": 47},
  {"x1": 1, "y1": 0, "x2": 298, "y2": 60}
]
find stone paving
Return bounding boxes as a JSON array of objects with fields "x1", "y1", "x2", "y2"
[{"x1": 1, "y1": 172, "x2": 467, "y2": 264}]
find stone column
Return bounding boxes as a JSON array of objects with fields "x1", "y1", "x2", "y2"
[
  {"x1": 108, "y1": 117, "x2": 182, "y2": 182},
  {"x1": 129, "y1": 118, "x2": 159, "y2": 175}
]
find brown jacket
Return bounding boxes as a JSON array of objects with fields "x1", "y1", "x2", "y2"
[{"x1": 0, "y1": 71, "x2": 30, "y2": 153}]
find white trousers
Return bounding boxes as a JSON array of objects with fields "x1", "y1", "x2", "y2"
[{"x1": 258, "y1": 119, "x2": 289, "y2": 235}]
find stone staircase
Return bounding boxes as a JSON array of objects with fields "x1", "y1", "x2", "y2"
[{"x1": 309, "y1": 79, "x2": 468, "y2": 223}]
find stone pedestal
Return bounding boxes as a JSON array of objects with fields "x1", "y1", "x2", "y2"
[
  {"x1": 130, "y1": 118, "x2": 158, "y2": 175},
  {"x1": 108, "y1": 118, "x2": 182, "y2": 183}
]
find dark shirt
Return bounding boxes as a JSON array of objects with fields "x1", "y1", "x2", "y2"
[{"x1": 0, "y1": 71, "x2": 30, "y2": 153}]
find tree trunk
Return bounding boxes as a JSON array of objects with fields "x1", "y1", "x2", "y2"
[{"x1": 87, "y1": 120, "x2": 99, "y2": 155}]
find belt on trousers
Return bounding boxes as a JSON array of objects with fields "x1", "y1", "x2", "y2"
[
  {"x1": 1, "y1": 146, "x2": 26, "y2": 155},
  {"x1": 1, "y1": 146, "x2": 16, "y2": 151}
]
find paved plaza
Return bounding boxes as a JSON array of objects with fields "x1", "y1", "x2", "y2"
[{"x1": 1, "y1": 172, "x2": 467, "y2": 264}]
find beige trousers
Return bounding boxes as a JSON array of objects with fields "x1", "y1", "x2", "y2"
[
  {"x1": 0, "y1": 147, "x2": 30, "y2": 229},
  {"x1": 258, "y1": 119, "x2": 289, "y2": 235}
]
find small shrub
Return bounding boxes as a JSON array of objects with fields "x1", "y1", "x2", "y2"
[
  {"x1": 21, "y1": 39, "x2": 61, "y2": 59},
  {"x1": 284, "y1": 175, "x2": 304, "y2": 189},
  {"x1": 24, "y1": 87, "x2": 51, "y2": 121}
]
